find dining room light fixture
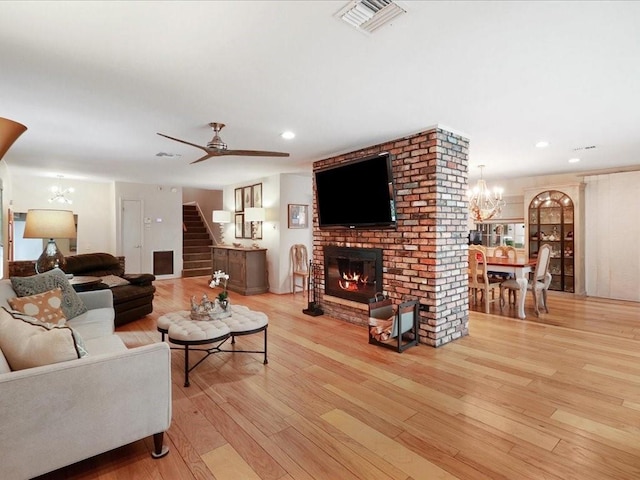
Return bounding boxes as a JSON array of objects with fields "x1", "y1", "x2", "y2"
[
  {"x1": 467, "y1": 165, "x2": 505, "y2": 223},
  {"x1": 244, "y1": 207, "x2": 265, "y2": 249},
  {"x1": 212, "y1": 210, "x2": 231, "y2": 245}
]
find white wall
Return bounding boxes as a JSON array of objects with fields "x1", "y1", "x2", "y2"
[
  {"x1": 584, "y1": 171, "x2": 640, "y2": 301},
  {"x1": 115, "y1": 182, "x2": 183, "y2": 278},
  {"x1": 220, "y1": 172, "x2": 312, "y2": 295},
  {"x1": 277, "y1": 173, "x2": 313, "y2": 294},
  {"x1": 9, "y1": 173, "x2": 114, "y2": 256}
]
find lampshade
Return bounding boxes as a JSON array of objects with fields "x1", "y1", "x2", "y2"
[
  {"x1": 212, "y1": 210, "x2": 231, "y2": 223},
  {"x1": 0, "y1": 117, "x2": 27, "y2": 161},
  {"x1": 244, "y1": 207, "x2": 265, "y2": 222},
  {"x1": 23, "y1": 209, "x2": 76, "y2": 274},
  {"x1": 24, "y1": 209, "x2": 77, "y2": 239}
]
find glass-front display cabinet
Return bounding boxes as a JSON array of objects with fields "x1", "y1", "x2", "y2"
[{"x1": 528, "y1": 190, "x2": 574, "y2": 293}]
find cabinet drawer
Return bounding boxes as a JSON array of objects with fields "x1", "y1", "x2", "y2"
[
  {"x1": 214, "y1": 249, "x2": 228, "y2": 260},
  {"x1": 229, "y1": 250, "x2": 246, "y2": 262}
]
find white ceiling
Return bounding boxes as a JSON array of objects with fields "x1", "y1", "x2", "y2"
[{"x1": 2, "y1": 1, "x2": 639, "y2": 190}]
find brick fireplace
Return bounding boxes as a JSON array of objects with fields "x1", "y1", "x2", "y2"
[{"x1": 312, "y1": 126, "x2": 470, "y2": 347}]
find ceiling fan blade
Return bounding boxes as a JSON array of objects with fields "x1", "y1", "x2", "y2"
[
  {"x1": 157, "y1": 133, "x2": 209, "y2": 153},
  {"x1": 221, "y1": 149, "x2": 290, "y2": 157},
  {"x1": 190, "y1": 152, "x2": 221, "y2": 164}
]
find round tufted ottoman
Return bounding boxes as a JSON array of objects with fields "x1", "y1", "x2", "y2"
[{"x1": 157, "y1": 306, "x2": 268, "y2": 387}]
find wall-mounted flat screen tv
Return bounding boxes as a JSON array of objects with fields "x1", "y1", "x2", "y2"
[{"x1": 315, "y1": 152, "x2": 397, "y2": 229}]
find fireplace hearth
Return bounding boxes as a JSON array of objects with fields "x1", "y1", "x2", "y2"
[{"x1": 324, "y1": 246, "x2": 383, "y2": 303}]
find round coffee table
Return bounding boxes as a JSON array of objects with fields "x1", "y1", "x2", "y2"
[{"x1": 157, "y1": 306, "x2": 268, "y2": 387}]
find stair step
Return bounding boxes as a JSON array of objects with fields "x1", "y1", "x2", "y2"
[
  {"x1": 183, "y1": 252, "x2": 212, "y2": 261},
  {"x1": 184, "y1": 259, "x2": 212, "y2": 269},
  {"x1": 184, "y1": 239, "x2": 212, "y2": 247},
  {"x1": 182, "y1": 204, "x2": 215, "y2": 279},
  {"x1": 183, "y1": 224, "x2": 206, "y2": 231},
  {"x1": 184, "y1": 245, "x2": 211, "y2": 253},
  {"x1": 184, "y1": 232, "x2": 210, "y2": 240},
  {"x1": 182, "y1": 268, "x2": 212, "y2": 278}
]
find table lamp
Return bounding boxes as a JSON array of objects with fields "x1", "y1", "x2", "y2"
[
  {"x1": 212, "y1": 210, "x2": 231, "y2": 245},
  {"x1": 0, "y1": 117, "x2": 27, "y2": 161},
  {"x1": 23, "y1": 209, "x2": 77, "y2": 273},
  {"x1": 244, "y1": 207, "x2": 265, "y2": 249}
]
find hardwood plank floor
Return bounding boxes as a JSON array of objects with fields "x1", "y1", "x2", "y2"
[{"x1": 35, "y1": 277, "x2": 640, "y2": 480}]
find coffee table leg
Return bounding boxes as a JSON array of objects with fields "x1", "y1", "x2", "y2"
[
  {"x1": 263, "y1": 328, "x2": 268, "y2": 365},
  {"x1": 184, "y1": 345, "x2": 190, "y2": 387}
]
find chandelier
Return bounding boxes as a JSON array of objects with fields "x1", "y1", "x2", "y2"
[
  {"x1": 48, "y1": 176, "x2": 74, "y2": 205},
  {"x1": 467, "y1": 165, "x2": 505, "y2": 223}
]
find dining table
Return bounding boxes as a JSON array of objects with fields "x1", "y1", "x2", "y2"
[{"x1": 484, "y1": 256, "x2": 537, "y2": 319}]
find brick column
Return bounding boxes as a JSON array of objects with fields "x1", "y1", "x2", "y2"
[{"x1": 313, "y1": 126, "x2": 469, "y2": 347}]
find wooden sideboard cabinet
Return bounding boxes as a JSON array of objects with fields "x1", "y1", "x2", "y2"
[{"x1": 211, "y1": 246, "x2": 268, "y2": 295}]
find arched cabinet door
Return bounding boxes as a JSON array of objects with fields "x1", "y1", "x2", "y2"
[{"x1": 528, "y1": 190, "x2": 574, "y2": 293}]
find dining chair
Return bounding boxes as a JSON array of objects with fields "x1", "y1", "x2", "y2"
[
  {"x1": 490, "y1": 246, "x2": 518, "y2": 303},
  {"x1": 290, "y1": 244, "x2": 309, "y2": 295},
  {"x1": 468, "y1": 247, "x2": 502, "y2": 314},
  {"x1": 493, "y1": 245, "x2": 517, "y2": 260},
  {"x1": 500, "y1": 243, "x2": 552, "y2": 316}
]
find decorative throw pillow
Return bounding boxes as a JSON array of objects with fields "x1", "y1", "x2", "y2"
[
  {"x1": 11, "y1": 268, "x2": 87, "y2": 320},
  {"x1": 0, "y1": 307, "x2": 88, "y2": 371},
  {"x1": 100, "y1": 274, "x2": 130, "y2": 288},
  {"x1": 8, "y1": 287, "x2": 67, "y2": 325}
]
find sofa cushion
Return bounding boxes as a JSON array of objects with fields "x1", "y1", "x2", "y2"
[
  {"x1": 67, "y1": 307, "x2": 115, "y2": 340},
  {"x1": 0, "y1": 307, "x2": 88, "y2": 371},
  {"x1": 100, "y1": 274, "x2": 130, "y2": 288},
  {"x1": 83, "y1": 334, "x2": 128, "y2": 356},
  {"x1": 11, "y1": 268, "x2": 87, "y2": 320},
  {"x1": 8, "y1": 287, "x2": 67, "y2": 325},
  {"x1": 65, "y1": 252, "x2": 124, "y2": 276}
]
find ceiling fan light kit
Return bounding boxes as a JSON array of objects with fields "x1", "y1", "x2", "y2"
[{"x1": 157, "y1": 122, "x2": 290, "y2": 164}]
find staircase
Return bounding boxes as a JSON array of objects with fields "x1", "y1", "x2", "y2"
[{"x1": 182, "y1": 204, "x2": 213, "y2": 278}]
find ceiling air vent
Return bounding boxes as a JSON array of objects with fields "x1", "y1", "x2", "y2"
[{"x1": 336, "y1": 0, "x2": 406, "y2": 33}]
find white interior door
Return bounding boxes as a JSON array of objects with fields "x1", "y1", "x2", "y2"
[{"x1": 122, "y1": 199, "x2": 142, "y2": 273}]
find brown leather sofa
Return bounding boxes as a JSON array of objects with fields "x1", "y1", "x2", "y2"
[{"x1": 64, "y1": 253, "x2": 156, "y2": 326}]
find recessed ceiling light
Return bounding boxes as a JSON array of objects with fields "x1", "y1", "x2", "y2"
[
  {"x1": 281, "y1": 131, "x2": 295, "y2": 140},
  {"x1": 568, "y1": 158, "x2": 581, "y2": 163},
  {"x1": 535, "y1": 141, "x2": 549, "y2": 148}
]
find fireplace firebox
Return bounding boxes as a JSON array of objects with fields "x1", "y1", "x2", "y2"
[{"x1": 324, "y1": 246, "x2": 383, "y2": 303}]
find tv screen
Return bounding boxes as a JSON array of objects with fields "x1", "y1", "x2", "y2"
[{"x1": 315, "y1": 153, "x2": 397, "y2": 229}]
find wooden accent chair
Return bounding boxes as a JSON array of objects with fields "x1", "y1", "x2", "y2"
[{"x1": 290, "y1": 244, "x2": 309, "y2": 295}]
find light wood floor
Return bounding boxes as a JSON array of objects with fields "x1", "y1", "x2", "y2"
[{"x1": 36, "y1": 277, "x2": 640, "y2": 480}]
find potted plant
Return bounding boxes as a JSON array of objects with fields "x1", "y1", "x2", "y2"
[{"x1": 210, "y1": 270, "x2": 230, "y2": 309}]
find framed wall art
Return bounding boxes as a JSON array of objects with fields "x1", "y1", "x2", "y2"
[
  {"x1": 235, "y1": 188, "x2": 243, "y2": 212},
  {"x1": 243, "y1": 218, "x2": 253, "y2": 239},
  {"x1": 235, "y1": 214, "x2": 244, "y2": 238},
  {"x1": 243, "y1": 186, "x2": 252, "y2": 209},
  {"x1": 288, "y1": 204, "x2": 308, "y2": 229},
  {"x1": 252, "y1": 183, "x2": 262, "y2": 208}
]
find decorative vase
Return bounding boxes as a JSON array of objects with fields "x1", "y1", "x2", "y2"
[{"x1": 220, "y1": 299, "x2": 229, "y2": 311}]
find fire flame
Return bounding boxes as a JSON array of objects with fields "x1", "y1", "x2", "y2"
[{"x1": 338, "y1": 271, "x2": 369, "y2": 291}]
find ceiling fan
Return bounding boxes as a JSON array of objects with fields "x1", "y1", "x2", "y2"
[{"x1": 157, "y1": 122, "x2": 290, "y2": 164}]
